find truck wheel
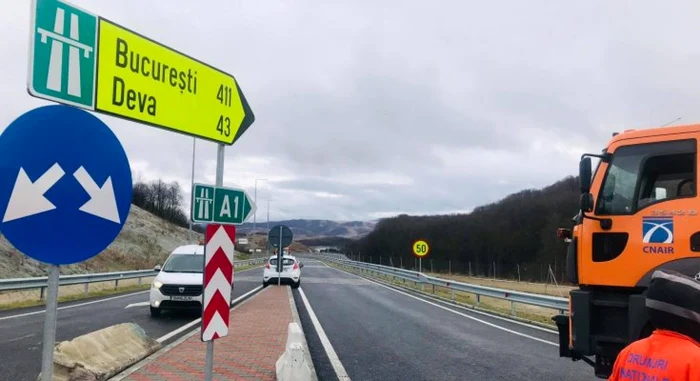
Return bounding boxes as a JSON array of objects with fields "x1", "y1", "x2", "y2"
[{"x1": 150, "y1": 306, "x2": 161, "y2": 318}]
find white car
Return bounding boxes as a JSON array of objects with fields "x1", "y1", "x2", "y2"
[
  {"x1": 149, "y1": 244, "x2": 234, "y2": 317},
  {"x1": 263, "y1": 255, "x2": 303, "y2": 288}
]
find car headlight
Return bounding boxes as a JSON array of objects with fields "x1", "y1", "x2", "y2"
[{"x1": 152, "y1": 280, "x2": 163, "y2": 289}]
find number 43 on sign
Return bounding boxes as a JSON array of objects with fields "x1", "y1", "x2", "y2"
[{"x1": 216, "y1": 84, "x2": 232, "y2": 137}]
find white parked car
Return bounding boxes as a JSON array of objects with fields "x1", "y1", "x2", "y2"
[
  {"x1": 149, "y1": 244, "x2": 234, "y2": 317},
  {"x1": 263, "y1": 254, "x2": 303, "y2": 288}
]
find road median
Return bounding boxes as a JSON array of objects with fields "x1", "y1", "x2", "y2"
[
  {"x1": 39, "y1": 322, "x2": 160, "y2": 381},
  {"x1": 109, "y1": 284, "x2": 314, "y2": 381}
]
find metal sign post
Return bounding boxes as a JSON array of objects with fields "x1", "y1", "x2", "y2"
[
  {"x1": 278, "y1": 225, "x2": 283, "y2": 286},
  {"x1": 204, "y1": 143, "x2": 225, "y2": 381},
  {"x1": 40, "y1": 265, "x2": 60, "y2": 381},
  {"x1": 267, "y1": 224, "x2": 293, "y2": 287}
]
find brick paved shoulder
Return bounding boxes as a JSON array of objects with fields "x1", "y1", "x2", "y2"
[{"x1": 122, "y1": 286, "x2": 293, "y2": 381}]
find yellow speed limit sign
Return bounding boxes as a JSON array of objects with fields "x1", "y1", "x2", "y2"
[{"x1": 412, "y1": 240, "x2": 429, "y2": 257}]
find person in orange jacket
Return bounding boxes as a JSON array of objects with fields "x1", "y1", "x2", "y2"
[{"x1": 608, "y1": 269, "x2": 700, "y2": 381}]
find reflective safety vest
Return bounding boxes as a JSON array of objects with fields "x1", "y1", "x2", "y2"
[{"x1": 608, "y1": 329, "x2": 700, "y2": 381}]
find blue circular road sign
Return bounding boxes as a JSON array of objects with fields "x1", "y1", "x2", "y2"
[
  {"x1": 268, "y1": 225, "x2": 293, "y2": 248},
  {"x1": 0, "y1": 105, "x2": 132, "y2": 265}
]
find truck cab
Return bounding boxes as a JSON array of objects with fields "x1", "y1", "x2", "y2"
[{"x1": 554, "y1": 125, "x2": 700, "y2": 378}]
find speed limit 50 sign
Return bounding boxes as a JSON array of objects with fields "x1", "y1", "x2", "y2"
[{"x1": 412, "y1": 240, "x2": 429, "y2": 257}]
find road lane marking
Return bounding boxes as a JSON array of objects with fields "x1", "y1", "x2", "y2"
[
  {"x1": 323, "y1": 260, "x2": 559, "y2": 334},
  {"x1": 0, "y1": 265, "x2": 264, "y2": 321},
  {"x1": 0, "y1": 290, "x2": 149, "y2": 322},
  {"x1": 155, "y1": 285, "x2": 262, "y2": 343},
  {"x1": 298, "y1": 287, "x2": 351, "y2": 381},
  {"x1": 7, "y1": 333, "x2": 36, "y2": 343},
  {"x1": 328, "y1": 263, "x2": 558, "y2": 346},
  {"x1": 125, "y1": 301, "x2": 150, "y2": 309}
]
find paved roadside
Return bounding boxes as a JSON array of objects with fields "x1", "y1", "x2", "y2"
[{"x1": 114, "y1": 285, "x2": 293, "y2": 381}]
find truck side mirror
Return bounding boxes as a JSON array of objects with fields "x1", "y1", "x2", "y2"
[
  {"x1": 580, "y1": 157, "x2": 592, "y2": 193},
  {"x1": 154, "y1": 264, "x2": 161, "y2": 272}
]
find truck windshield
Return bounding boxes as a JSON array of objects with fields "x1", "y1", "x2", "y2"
[{"x1": 596, "y1": 139, "x2": 697, "y2": 215}]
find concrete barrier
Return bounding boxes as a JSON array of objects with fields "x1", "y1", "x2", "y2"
[
  {"x1": 38, "y1": 323, "x2": 161, "y2": 381},
  {"x1": 276, "y1": 322, "x2": 314, "y2": 381}
]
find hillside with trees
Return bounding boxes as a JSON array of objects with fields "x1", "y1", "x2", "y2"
[
  {"x1": 132, "y1": 178, "x2": 204, "y2": 233},
  {"x1": 345, "y1": 176, "x2": 580, "y2": 283}
]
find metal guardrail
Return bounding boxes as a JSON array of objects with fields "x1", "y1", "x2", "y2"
[
  {"x1": 300, "y1": 253, "x2": 569, "y2": 316},
  {"x1": 0, "y1": 257, "x2": 267, "y2": 294}
]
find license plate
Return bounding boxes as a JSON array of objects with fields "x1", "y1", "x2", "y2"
[{"x1": 171, "y1": 295, "x2": 193, "y2": 301}]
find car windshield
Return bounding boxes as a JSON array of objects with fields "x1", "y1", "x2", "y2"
[
  {"x1": 162, "y1": 254, "x2": 203, "y2": 273},
  {"x1": 270, "y1": 258, "x2": 295, "y2": 266}
]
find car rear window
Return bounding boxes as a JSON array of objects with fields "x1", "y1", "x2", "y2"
[{"x1": 269, "y1": 258, "x2": 295, "y2": 266}]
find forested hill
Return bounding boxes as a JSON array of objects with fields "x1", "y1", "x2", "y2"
[{"x1": 345, "y1": 176, "x2": 580, "y2": 283}]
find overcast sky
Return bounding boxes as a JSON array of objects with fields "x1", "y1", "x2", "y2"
[{"x1": 2, "y1": 0, "x2": 700, "y2": 222}]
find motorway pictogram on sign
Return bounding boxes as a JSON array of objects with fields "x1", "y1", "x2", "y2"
[{"x1": 201, "y1": 224, "x2": 235, "y2": 342}]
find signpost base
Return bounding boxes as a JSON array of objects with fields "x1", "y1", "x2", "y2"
[
  {"x1": 40, "y1": 264, "x2": 60, "y2": 381},
  {"x1": 205, "y1": 340, "x2": 214, "y2": 381}
]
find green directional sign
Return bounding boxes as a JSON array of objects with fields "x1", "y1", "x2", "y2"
[
  {"x1": 28, "y1": 0, "x2": 98, "y2": 108},
  {"x1": 191, "y1": 183, "x2": 256, "y2": 225},
  {"x1": 26, "y1": 0, "x2": 255, "y2": 146}
]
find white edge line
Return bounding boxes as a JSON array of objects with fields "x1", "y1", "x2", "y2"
[
  {"x1": 156, "y1": 284, "x2": 262, "y2": 343},
  {"x1": 324, "y1": 259, "x2": 559, "y2": 334},
  {"x1": 124, "y1": 301, "x2": 150, "y2": 309},
  {"x1": 0, "y1": 290, "x2": 149, "y2": 322},
  {"x1": 326, "y1": 262, "x2": 558, "y2": 346},
  {"x1": 0, "y1": 263, "x2": 265, "y2": 321},
  {"x1": 351, "y1": 269, "x2": 559, "y2": 335},
  {"x1": 298, "y1": 287, "x2": 351, "y2": 381}
]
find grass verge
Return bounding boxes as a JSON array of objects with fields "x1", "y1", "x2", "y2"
[{"x1": 0, "y1": 283, "x2": 150, "y2": 311}]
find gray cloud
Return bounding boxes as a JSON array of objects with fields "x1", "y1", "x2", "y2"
[{"x1": 3, "y1": 0, "x2": 700, "y2": 221}]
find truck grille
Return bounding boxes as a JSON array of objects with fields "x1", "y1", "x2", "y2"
[{"x1": 160, "y1": 284, "x2": 202, "y2": 296}]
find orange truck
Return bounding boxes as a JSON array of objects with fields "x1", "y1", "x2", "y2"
[{"x1": 554, "y1": 124, "x2": 700, "y2": 379}]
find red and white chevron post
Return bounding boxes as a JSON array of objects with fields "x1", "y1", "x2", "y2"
[{"x1": 201, "y1": 224, "x2": 235, "y2": 342}]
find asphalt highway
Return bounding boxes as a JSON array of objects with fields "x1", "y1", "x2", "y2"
[
  {"x1": 0, "y1": 267, "x2": 263, "y2": 381},
  {"x1": 293, "y1": 260, "x2": 598, "y2": 381}
]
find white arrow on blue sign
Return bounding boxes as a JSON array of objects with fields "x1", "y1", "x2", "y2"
[{"x1": 0, "y1": 105, "x2": 132, "y2": 265}]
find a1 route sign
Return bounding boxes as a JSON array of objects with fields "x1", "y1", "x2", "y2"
[
  {"x1": 27, "y1": 0, "x2": 254, "y2": 145},
  {"x1": 191, "y1": 183, "x2": 256, "y2": 225}
]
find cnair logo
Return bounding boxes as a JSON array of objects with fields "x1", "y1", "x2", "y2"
[
  {"x1": 642, "y1": 217, "x2": 674, "y2": 244},
  {"x1": 178, "y1": 287, "x2": 185, "y2": 293}
]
